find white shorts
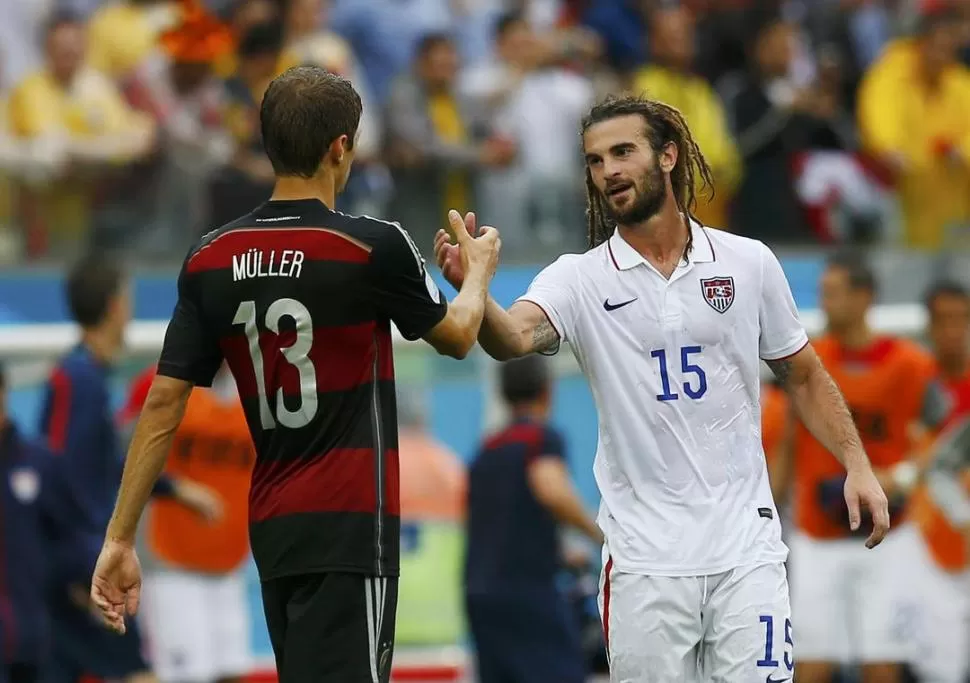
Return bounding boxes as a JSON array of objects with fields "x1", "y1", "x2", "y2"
[
  {"x1": 142, "y1": 569, "x2": 252, "y2": 683},
  {"x1": 598, "y1": 554, "x2": 793, "y2": 682},
  {"x1": 908, "y1": 532, "x2": 970, "y2": 683},
  {"x1": 789, "y1": 523, "x2": 921, "y2": 664}
]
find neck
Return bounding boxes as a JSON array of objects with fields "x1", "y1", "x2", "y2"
[
  {"x1": 937, "y1": 352, "x2": 969, "y2": 380},
  {"x1": 617, "y1": 200, "x2": 688, "y2": 264},
  {"x1": 831, "y1": 321, "x2": 872, "y2": 349},
  {"x1": 271, "y1": 174, "x2": 337, "y2": 209},
  {"x1": 511, "y1": 404, "x2": 547, "y2": 423},
  {"x1": 82, "y1": 327, "x2": 120, "y2": 364}
]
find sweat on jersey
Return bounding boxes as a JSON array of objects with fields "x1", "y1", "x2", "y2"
[
  {"x1": 518, "y1": 221, "x2": 807, "y2": 576},
  {"x1": 155, "y1": 198, "x2": 448, "y2": 580},
  {"x1": 38, "y1": 344, "x2": 175, "y2": 583}
]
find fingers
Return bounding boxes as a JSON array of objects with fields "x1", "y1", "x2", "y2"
[
  {"x1": 463, "y1": 211, "x2": 477, "y2": 237},
  {"x1": 477, "y1": 225, "x2": 499, "y2": 242},
  {"x1": 844, "y1": 488, "x2": 861, "y2": 532},
  {"x1": 446, "y1": 209, "x2": 470, "y2": 244},
  {"x1": 865, "y1": 494, "x2": 891, "y2": 549},
  {"x1": 126, "y1": 583, "x2": 141, "y2": 617},
  {"x1": 90, "y1": 585, "x2": 126, "y2": 634}
]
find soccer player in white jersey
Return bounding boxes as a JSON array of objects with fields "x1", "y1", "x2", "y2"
[{"x1": 433, "y1": 95, "x2": 891, "y2": 682}]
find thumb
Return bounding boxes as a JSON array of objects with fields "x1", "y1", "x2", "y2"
[
  {"x1": 446, "y1": 209, "x2": 470, "y2": 244},
  {"x1": 845, "y1": 488, "x2": 861, "y2": 531}
]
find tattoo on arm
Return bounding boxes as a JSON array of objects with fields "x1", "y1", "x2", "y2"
[
  {"x1": 768, "y1": 354, "x2": 865, "y2": 469},
  {"x1": 765, "y1": 358, "x2": 793, "y2": 389},
  {"x1": 531, "y1": 317, "x2": 560, "y2": 353}
]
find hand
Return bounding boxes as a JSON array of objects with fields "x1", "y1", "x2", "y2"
[
  {"x1": 479, "y1": 137, "x2": 516, "y2": 167},
  {"x1": 443, "y1": 209, "x2": 500, "y2": 284},
  {"x1": 174, "y1": 479, "x2": 223, "y2": 523},
  {"x1": 433, "y1": 212, "x2": 473, "y2": 289},
  {"x1": 844, "y1": 464, "x2": 891, "y2": 548},
  {"x1": 90, "y1": 539, "x2": 142, "y2": 634}
]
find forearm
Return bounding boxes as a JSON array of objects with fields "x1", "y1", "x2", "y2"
[
  {"x1": 105, "y1": 391, "x2": 188, "y2": 544},
  {"x1": 478, "y1": 300, "x2": 561, "y2": 361},
  {"x1": 478, "y1": 297, "x2": 529, "y2": 360},
  {"x1": 444, "y1": 267, "x2": 490, "y2": 356},
  {"x1": 786, "y1": 365, "x2": 868, "y2": 472}
]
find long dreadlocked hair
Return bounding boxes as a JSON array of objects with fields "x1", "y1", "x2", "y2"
[{"x1": 581, "y1": 94, "x2": 715, "y2": 251}]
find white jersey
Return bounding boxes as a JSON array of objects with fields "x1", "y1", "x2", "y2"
[{"x1": 518, "y1": 221, "x2": 808, "y2": 575}]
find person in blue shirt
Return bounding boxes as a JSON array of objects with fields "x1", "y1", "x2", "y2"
[
  {"x1": 37, "y1": 254, "x2": 220, "y2": 683},
  {"x1": 464, "y1": 355, "x2": 603, "y2": 683},
  {"x1": 0, "y1": 360, "x2": 82, "y2": 683}
]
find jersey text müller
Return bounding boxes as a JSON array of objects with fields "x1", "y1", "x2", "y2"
[{"x1": 232, "y1": 249, "x2": 305, "y2": 281}]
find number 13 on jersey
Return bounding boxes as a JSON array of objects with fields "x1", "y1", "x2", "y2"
[
  {"x1": 233, "y1": 298, "x2": 318, "y2": 429},
  {"x1": 650, "y1": 346, "x2": 707, "y2": 401}
]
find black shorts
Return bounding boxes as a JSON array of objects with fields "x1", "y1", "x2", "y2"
[{"x1": 261, "y1": 572, "x2": 398, "y2": 683}]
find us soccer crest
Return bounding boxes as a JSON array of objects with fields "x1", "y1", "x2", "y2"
[{"x1": 700, "y1": 277, "x2": 735, "y2": 313}]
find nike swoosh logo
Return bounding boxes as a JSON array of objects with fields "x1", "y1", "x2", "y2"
[
  {"x1": 604, "y1": 297, "x2": 638, "y2": 311},
  {"x1": 766, "y1": 676, "x2": 791, "y2": 683}
]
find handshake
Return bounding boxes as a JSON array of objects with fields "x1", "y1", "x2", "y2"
[{"x1": 434, "y1": 208, "x2": 502, "y2": 290}]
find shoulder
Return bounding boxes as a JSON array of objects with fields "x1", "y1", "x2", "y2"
[
  {"x1": 532, "y1": 251, "x2": 592, "y2": 283},
  {"x1": 52, "y1": 351, "x2": 101, "y2": 388},
  {"x1": 892, "y1": 337, "x2": 934, "y2": 370},
  {"x1": 704, "y1": 227, "x2": 769, "y2": 260},
  {"x1": 12, "y1": 72, "x2": 50, "y2": 99},
  {"x1": 539, "y1": 424, "x2": 566, "y2": 453}
]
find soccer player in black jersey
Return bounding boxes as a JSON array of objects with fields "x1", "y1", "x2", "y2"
[{"x1": 89, "y1": 66, "x2": 500, "y2": 683}]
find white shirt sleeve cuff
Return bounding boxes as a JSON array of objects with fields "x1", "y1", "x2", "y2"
[{"x1": 760, "y1": 333, "x2": 809, "y2": 362}]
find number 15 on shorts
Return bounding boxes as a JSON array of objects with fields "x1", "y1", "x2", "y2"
[{"x1": 759, "y1": 615, "x2": 794, "y2": 676}]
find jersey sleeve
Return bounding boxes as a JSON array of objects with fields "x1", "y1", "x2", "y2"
[
  {"x1": 368, "y1": 223, "x2": 448, "y2": 341},
  {"x1": 515, "y1": 255, "x2": 581, "y2": 354},
  {"x1": 758, "y1": 243, "x2": 809, "y2": 360},
  {"x1": 156, "y1": 265, "x2": 223, "y2": 387},
  {"x1": 527, "y1": 426, "x2": 567, "y2": 464}
]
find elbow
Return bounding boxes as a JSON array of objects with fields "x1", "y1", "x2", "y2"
[{"x1": 436, "y1": 331, "x2": 476, "y2": 360}]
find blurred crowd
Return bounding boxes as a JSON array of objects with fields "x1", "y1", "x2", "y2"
[{"x1": 1, "y1": 0, "x2": 970, "y2": 263}]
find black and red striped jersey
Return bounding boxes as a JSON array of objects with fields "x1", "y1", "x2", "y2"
[{"x1": 156, "y1": 198, "x2": 448, "y2": 579}]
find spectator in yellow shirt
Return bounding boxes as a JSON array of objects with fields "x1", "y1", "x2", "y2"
[
  {"x1": 9, "y1": 11, "x2": 155, "y2": 256},
  {"x1": 86, "y1": 0, "x2": 182, "y2": 82},
  {"x1": 857, "y1": 8, "x2": 970, "y2": 250},
  {"x1": 631, "y1": 6, "x2": 741, "y2": 230}
]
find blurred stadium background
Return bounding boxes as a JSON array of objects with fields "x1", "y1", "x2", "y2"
[{"x1": 2, "y1": 0, "x2": 970, "y2": 680}]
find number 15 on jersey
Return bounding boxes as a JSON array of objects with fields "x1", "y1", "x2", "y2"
[{"x1": 650, "y1": 346, "x2": 707, "y2": 401}]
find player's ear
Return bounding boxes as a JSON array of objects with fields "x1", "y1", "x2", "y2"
[
  {"x1": 328, "y1": 135, "x2": 349, "y2": 165},
  {"x1": 659, "y1": 141, "x2": 677, "y2": 174}
]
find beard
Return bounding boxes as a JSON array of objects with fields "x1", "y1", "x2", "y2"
[{"x1": 601, "y1": 162, "x2": 666, "y2": 226}]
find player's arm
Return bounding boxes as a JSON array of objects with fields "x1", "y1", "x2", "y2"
[
  {"x1": 372, "y1": 211, "x2": 499, "y2": 360},
  {"x1": 434, "y1": 227, "x2": 574, "y2": 360},
  {"x1": 104, "y1": 269, "x2": 223, "y2": 546},
  {"x1": 476, "y1": 298, "x2": 561, "y2": 361},
  {"x1": 767, "y1": 403, "x2": 797, "y2": 505},
  {"x1": 764, "y1": 347, "x2": 868, "y2": 472},
  {"x1": 758, "y1": 243, "x2": 888, "y2": 546}
]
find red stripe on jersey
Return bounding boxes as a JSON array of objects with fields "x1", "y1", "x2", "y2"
[
  {"x1": 47, "y1": 368, "x2": 72, "y2": 453},
  {"x1": 602, "y1": 556, "x2": 614, "y2": 657},
  {"x1": 249, "y1": 447, "x2": 400, "y2": 520},
  {"x1": 483, "y1": 422, "x2": 541, "y2": 451},
  {"x1": 222, "y1": 323, "x2": 395, "y2": 399},
  {"x1": 187, "y1": 227, "x2": 371, "y2": 273}
]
